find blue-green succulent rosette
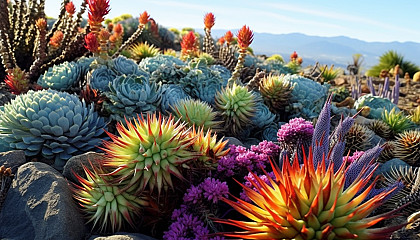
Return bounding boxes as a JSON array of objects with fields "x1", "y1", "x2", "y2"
[{"x1": 37, "y1": 61, "x2": 82, "y2": 91}]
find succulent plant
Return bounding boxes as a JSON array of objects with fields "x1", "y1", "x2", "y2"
[
  {"x1": 343, "y1": 123, "x2": 374, "y2": 154},
  {"x1": 4, "y1": 67, "x2": 29, "y2": 95},
  {"x1": 139, "y1": 55, "x2": 185, "y2": 74},
  {"x1": 71, "y1": 162, "x2": 148, "y2": 233},
  {"x1": 319, "y1": 64, "x2": 342, "y2": 82},
  {"x1": 367, "y1": 119, "x2": 393, "y2": 140},
  {"x1": 353, "y1": 94, "x2": 399, "y2": 119},
  {"x1": 215, "y1": 83, "x2": 257, "y2": 136},
  {"x1": 0, "y1": 89, "x2": 107, "y2": 169},
  {"x1": 217, "y1": 154, "x2": 402, "y2": 239},
  {"x1": 129, "y1": 42, "x2": 160, "y2": 62},
  {"x1": 104, "y1": 74, "x2": 162, "y2": 122},
  {"x1": 102, "y1": 113, "x2": 201, "y2": 195},
  {"x1": 394, "y1": 129, "x2": 420, "y2": 166},
  {"x1": 112, "y1": 56, "x2": 145, "y2": 76},
  {"x1": 329, "y1": 86, "x2": 350, "y2": 103},
  {"x1": 258, "y1": 74, "x2": 294, "y2": 114},
  {"x1": 179, "y1": 60, "x2": 225, "y2": 105},
  {"x1": 382, "y1": 107, "x2": 414, "y2": 135},
  {"x1": 378, "y1": 140, "x2": 396, "y2": 162},
  {"x1": 87, "y1": 65, "x2": 117, "y2": 92},
  {"x1": 286, "y1": 74, "x2": 329, "y2": 120},
  {"x1": 251, "y1": 101, "x2": 276, "y2": 129},
  {"x1": 160, "y1": 84, "x2": 191, "y2": 113},
  {"x1": 188, "y1": 126, "x2": 229, "y2": 168},
  {"x1": 76, "y1": 56, "x2": 96, "y2": 76},
  {"x1": 37, "y1": 61, "x2": 82, "y2": 91},
  {"x1": 170, "y1": 99, "x2": 221, "y2": 132},
  {"x1": 210, "y1": 65, "x2": 231, "y2": 85},
  {"x1": 410, "y1": 106, "x2": 420, "y2": 125}
]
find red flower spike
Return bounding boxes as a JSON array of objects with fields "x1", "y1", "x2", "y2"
[
  {"x1": 180, "y1": 31, "x2": 198, "y2": 56},
  {"x1": 236, "y1": 25, "x2": 253, "y2": 49},
  {"x1": 84, "y1": 32, "x2": 100, "y2": 53},
  {"x1": 290, "y1": 51, "x2": 298, "y2": 60},
  {"x1": 224, "y1": 30, "x2": 233, "y2": 45},
  {"x1": 218, "y1": 36, "x2": 225, "y2": 45},
  {"x1": 35, "y1": 18, "x2": 47, "y2": 30},
  {"x1": 4, "y1": 67, "x2": 29, "y2": 95},
  {"x1": 49, "y1": 31, "x2": 64, "y2": 48},
  {"x1": 65, "y1": 1, "x2": 76, "y2": 16},
  {"x1": 204, "y1": 12, "x2": 215, "y2": 30},
  {"x1": 139, "y1": 11, "x2": 150, "y2": 25},
  {"x1": 113, "y1": 23, "x2": 123, "y2": 36},
  {"x1": 87, "y1": 0, "x2": 110, "y2": 28}
]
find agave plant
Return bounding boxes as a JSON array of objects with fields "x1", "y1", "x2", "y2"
[
  {"x1": 104, "y1": 74, "x2": 162, "y2": 121},
  {"x1": 102, "y1": 113, "x2": 201, "y2": 195},
  {"x1": 71, "y1": 161, "x2": 148, "y2": 233},
  {"x1": 216, "y1": 153, "x2": 402, "y2": 239},
  {"x1": 366, "y1": 50, "x2": 419, "y2": 78},
  {"x1": 37, "y1": 61, "x2": 82, "y2": 91},
  {"x1": 170, "y1": 98, "x2": 221, "y2": 131},
  {"x1": 0, "y1": 89, "x2": 107, "y2": 169},
  {"x1": 319, "y1": 64, "x2": 342, "y2": 83},
  {"x1": 382, "y1": 107, "x2": 413, "y2": 135}
]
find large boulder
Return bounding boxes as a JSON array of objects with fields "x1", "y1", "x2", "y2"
[
  {"x1": 0, "y1": 162, "x2": 87, "y2": 240},
  {"x1": 0, "y1": 150, "x2": 26, "y2": 173},
  {"x1": 89, "y1": 232, "x2": 157, "y2": 240},
  {"x1": 62, "y1": 152, "x2": 106, "y2": 183}
]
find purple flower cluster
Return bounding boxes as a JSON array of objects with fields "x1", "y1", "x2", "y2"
[
  {"x1": 343, "y1": 150, "x2": 365, "y2": 165},
  {"x1": 163, "y1": 211, "x2": 210, "y2": 240},
  {"x1": 277, "y1": 117, "x2": 314, "y2": 144},
  {"x1": 183, "y1": 177, "x2": 229, "y2": 205},
  {"x1": 217, "y1": 142, "x2": 280, "y2": 177},
  {"x1": 239, "y1": 172, "x2": 275, "y2": 202}
]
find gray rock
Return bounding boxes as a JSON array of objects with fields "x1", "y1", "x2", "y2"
[
  {"x1": 0, "y1": 150, "x2": 26, "y2": 173},
  {"x1": 63, "y1": 152, "x2": 106, "y2": 183},
  {"x1": 89, "y1": 232, "x2": 157, "y2": 240},
  {"x1": 0, "y1": 162, "x2": 87, "y2": 240},
  {"x1": 375, "y1": 158, "x2": 410, "y2": 177}
]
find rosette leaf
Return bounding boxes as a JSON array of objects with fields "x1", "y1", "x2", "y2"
[
  {"x1": 160, "y1": 84, "x2": 191, "y2": 113},
  {"x1": 37, "y1": 61, "x2": 82, "y2": 91},
  {"x1": 88, "y1": 65, "x2": 117, "y2": 92},
  {"x1": 112, "y1": 56, "x2": 146, "y2": 76}
]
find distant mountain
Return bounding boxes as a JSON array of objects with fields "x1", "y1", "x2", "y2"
[{"x1": 196, "y1": 30, "x2": 420, "y2": 72}]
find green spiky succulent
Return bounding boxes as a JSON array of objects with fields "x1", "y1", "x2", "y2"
[
  {"x1": 410, "y1": 106, "x2": 420, "y2": 125},
  {"x1": 366, "y1": 50, "x2": 419, "y2": 78},
  {"x1": 319, "y1": 64, "x2": 342, "y2": 82},
  {"x1": 72, "y1": 162, "x2": 148, "y2": 233},
  {"x1": 102, "y1": 113, "x2": 201, "y2": 195},
  {"x1": 104, "y1": 74, "x2": 162, "y2": 122},
  {"x1": 382, "y1": 107, "x2": 414, "y2": 135},
  {"x1": 37, "y1": 61, "x2": 82, "y2": 91},
  {"x1": 215, "y1": 83, "x2": 257, "y2": 136},
  {"x1": 258, "y1": 74, "x2": 294, "y2": 114},
  {"x1": 170, "y1": 99, "x2": 221, "y2": 131},
  {"x1": 129, "y1": 42, "x2": 160, "y2": 62},
  {"x1": 394, "y1": 129, "x2": 420, "y2": 166},
  {"x1": 0, "y1": 89, "x2": 107, "y2": 169}
]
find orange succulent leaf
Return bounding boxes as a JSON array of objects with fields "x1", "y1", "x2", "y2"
[
  {"x1": 204, "y1": 12, "x2": 215, "y2": 29},
  {"x1": 65, "y1": 1, "x2": 76, "y2": 16},
  {"x1": 224, "y1": 30, "x2": 233, "y2": 44},
  {"x1": 84, "y1": 32, "x2": 100, "y2": 53},
  {"x1": 35, "y1": 18, "x2": 47, "y2": 30},
  {"x1": 113, "y1": 23, "x2": 123, "y2": 36},
  {"x1": 236, "y1": 25, "x2": 253, "y2": 49},
  {"x1": 49, "y1": 31, "x2": 64, "y2": 48},
  {"x1": 87, "y1": 0, "x2": 110, "y2": 27},
  {"x1": 139, "y1": 11, "x2": 150, "y2": 25},
  {"x1": 180, "y1": 31, "x2": 198, "y2": 56},
  {"x1": 216, "y1": 148, "x2": 403, "y2": 239}
]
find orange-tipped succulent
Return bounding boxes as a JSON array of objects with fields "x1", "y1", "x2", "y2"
[
  {"x1": 217, "y1": 149, "x2": 404, "y2": 239},
  {"x1": 85, "y1": 32, "x2": 100, "y2": 54},
  {"x1": 102, "y1": 113, "x2": 201, "y2": 195},
  {"x1": 71, "y1": 161, "x2": 148, "y2": 233},
  {"x1": 4, "y1": 67, "x2": 29, "y2": 95},
  {"x1": 180, "y1": 31, "x2": 198, "y2": 58},
  {"x1": 87, "y1": 0, "x2": 110, "y2": 34},
  {"x1": 204, "y1": 12, "x2": 215, "y2": 30},
  {"x1": 224, "y1": 30, "x2": 234, "y2": 45},
  {"x1": 49, "y1": 30, "x2": 64, "y2": 48},
  {"x1": 236, "y1": 25, "x2": 254, "y2": 50}
]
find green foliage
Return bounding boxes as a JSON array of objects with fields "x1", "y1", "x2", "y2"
[
  {"x1": 266, "y1": 54, "x2": 285, "y2": 64},
  {"x1": 410, "y1": 106, "x2": 420, "y2": 125},
  {"x1": 366, "y1": 50, "x2": 419, "y2": 77},
  {"x1": 382, "y1": 107, "x2": 414, "y2": 135},
  {"x1": 170, "y1": 99, "x2": 220, "y2": 131},
  {"x1": 320, "y1": 65, "x2": 342, "y2": 82},
  {"x1": 129, "y1": 42, "x2": 160, "y2": 62},
  {"x1": 0, "y1": 89, "x2": 107, "y2": 169}
]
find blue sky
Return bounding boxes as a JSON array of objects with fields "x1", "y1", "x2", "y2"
[{"x1": 45, "y1": 0, "x2": 420, "y2": 43}]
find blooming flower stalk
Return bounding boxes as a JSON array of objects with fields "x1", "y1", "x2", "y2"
[{"x1": 228, "y1": 25, "x2": 254, "y2": 86}]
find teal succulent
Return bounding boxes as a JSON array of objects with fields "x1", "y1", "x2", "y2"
[
  {"x1": 354, "y1": 94, "x2": 399, "y2": 119},
  {"x1": 0, "y1": 89, "x2": 107, "y2": 169},
  {"x1": 139, "y1": 55, "x2": 185, "y2": 74},
  {"x1": 37, "y1": 61, "x2": 82, "y2": 91},
  {"x1": 251, "y1": 101, "x2": 276, "y2": 129},
  {"x1": 88, "y1": 65, "x2": 117, "y2": 92},
  {"x1": 210, "y1": 65, "x2": 231, "y2": 85},
  {"x1": 112, "y1": 56, "x2": 145, "y2": 76},
  {"x1": 262, "y1": 123, "x2": 279, "y2": 142},
  {"x1": 104, "y1": 74, "x2": 162, "y2": 121},
  {"x1": 76, "y1": 57, "x2": 96, "y2": 76},
  {"x1": 160, "y1": 84, "x2": 190, "y2": 113},
  {"x1": 285, "y1": 74, "x2": 329, "y2": 120},
  {"x1": 180, "y1": 60, "x2": 225, "y2": 105}
]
